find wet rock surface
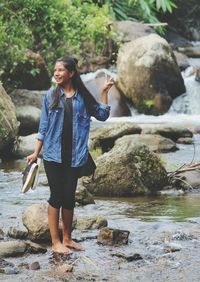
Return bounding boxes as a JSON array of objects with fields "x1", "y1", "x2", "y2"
[
  {"x1": 116, "y1": 34, "x2": 185, "y2": 114},
  {"x1": 141, "y1": 124, "x2": 193, "y2": 141},
  {"x1": 0, "y1": 84, "x2": 19, "y2": 157},
  {"x1": 0, "y1": 240, "x2": 27, "y2": 257},
  {"x1": 97, "y1": 227, "x2": 130, "y2": 246},
  {"x1": 89, "y1": 122, "x2": 141, "y2": 152},
  {"x1": 75, "y1": 217, "x2": 107, "y2": 230},
  {"x1": 8, "y1": 226, "x2": 28, "y2": 240},
  {"x1": 83, "y1": 145, "x2": 168, "y2": 196},
  {"x1": 115, "y1": 134, "x2": 177, "y2": 153}
]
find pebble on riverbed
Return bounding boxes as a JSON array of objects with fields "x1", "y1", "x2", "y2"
[
  {"x1": 8, "y1": 226, "x2": 28, "y2": 240},
  {"x1": 111, "y1": 252, "x2": 143, "y2": 262},
  {"x1": 0, "y1": 228, "x2": 4, "y2": 240},
  {"x1": 97, "y1": 227, "x2": 130, "y2": 246}
]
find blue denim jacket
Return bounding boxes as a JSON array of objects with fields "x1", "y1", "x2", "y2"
[{"x1": 37, "y1": 87, "x2": 110, "y2": 166}]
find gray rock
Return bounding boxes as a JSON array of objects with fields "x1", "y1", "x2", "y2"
[
  {"x1": 89, "y1": 122, "x2": 141, "y2": 152},
  {"x1": 116, "y1": 34, "x2": 185, "y2": 114},
  {"x1": 111, "y1": 252, "x2": 143, "y2": 261},
  {"x1": 22, "y1": 203, "x2": 51, "y2": 242},
  {"x1": 16, "y1": 105, "x2": 41, "y2": 135},
  {"x1": 0, "y1": 240, "x2": 27, "y2": 257},
  {"x1": 164, "y1": 242, "x2": 182, "y2": 253},
  {"x1": 22, "y1": 203, "x2": 76, "y2": 242},
  {"x1": 2, "y1": 267, "x2": 19, "y2": 275},
  {"x1": 75, "y1": 184, "x2": 95, "y2": 206},
  {"x1": 173, "y1": 51, "x2": 189, "y2": 71},
  {"x1": 76, "y1": 217, "x2": 107, "y2": 230},
  {"x1": 28, "y1": 261, "x2": 40, "y2": 270},
  {"x1": 26, "y1": 241, "x2": 47, "y2": 254},
  {"x1": 115, "y1": 21, "x2": 155, "y2": 43},
  {"x1": 0, "y1": 84, "x2": 19, "y2": 157},
  {"x1": 0, "y1": 258, "x2": 14, "y2": 268},
  {"x1": 0, "y1": 228, "x2": 4, "y2": 240},
  {"x1": 141, "y1": 124, "x2": 193, "y2": 142},
  {"x1": 178, "y1": 46, "x2": 200, "y2": 58},
  {"x1": 9, "y1": 89, "x2": 46, "y2": 109},
  {"x1": 115, "y1": 134, "x2": 177, "y2": 153},
  {"x1": 173, "y1": 170, "x2": 200, "y2": 190},
  {"x1": 83, "y1": 145, "x2": 168, "y2": 196},
  {"x1": 97, "y1": 227, "x2": 130, "y2": 246},
  {"x1": 8, "y1": 226, "x2": 28, "y2": 240},
  {"x1": 176, "y1": 137, "x2": 193, "y2": 144},
  {"x1": 14, "y1": 133, "x2": 41, "y2": 158}
]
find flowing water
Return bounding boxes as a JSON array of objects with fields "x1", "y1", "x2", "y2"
[{"x1": 1, "y1": 57, "x2": 200, "y2": 281}]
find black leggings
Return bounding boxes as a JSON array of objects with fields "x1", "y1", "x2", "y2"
[{"x1": 43, "y1": 160, "x2": 79, "y2": 210}]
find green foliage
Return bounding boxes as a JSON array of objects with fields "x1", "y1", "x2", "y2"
[
  {"x1": 95, "y1": 0, "x2": 176, "y2": 33},
  {"x1": 0, "y1": 0, "x2": 117, "y2": 89}
]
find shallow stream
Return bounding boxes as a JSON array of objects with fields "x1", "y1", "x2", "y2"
[{"x1": 1, "y1": 138, "x2": 200, "y2": 281}]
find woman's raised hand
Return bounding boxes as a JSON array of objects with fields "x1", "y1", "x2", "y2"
[{"x1": 101, "y1": 74, "x2": 114, "y2": 94}]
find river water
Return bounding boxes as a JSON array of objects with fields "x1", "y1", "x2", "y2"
[
  {"x1": 1, "y1": 59, "x2": 200, "y2": 281},
  {"x1": 1, "y1": 136, "x2": 200, "y2": 281}
]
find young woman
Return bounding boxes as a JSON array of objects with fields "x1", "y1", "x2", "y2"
[{"x1": 27, "y1": 56, "x2": 113, "y2": 254}]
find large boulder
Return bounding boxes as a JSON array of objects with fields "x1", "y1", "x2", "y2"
[
  {"x1": 9, "y1": 89, "x2": 46, "y2": 135},
  {"x1": 115, "y1": 21, "x2": 155, "y2": 43},
  {"x1": 83, "y1": 70, "x2": 131, "y2": 117},
  {"x1": 115, "y1": 134, "x2": 177, "y2": 153},
  {"x1": 10, "y1": 49, "x2": 51, "y2": 90},
  {"x1": 83, "y1": 144, "x2": 168, "y2": 196},
  {"x1": 14, "y1": 133, "x2": 39, "y2": 158},
  {"x1": 89, "y1": 122, "x2": 141, "y2": 152},
  {"x1": 116, "y1": 34, "x2": 185, "y2": 115},
  {"x1": 0, "y1": 84, "x2": 19, "y2": 158},
  {"x1": 16, "y1": 106, "x2": 40, "y2": 135},
  {"x1": 9, "y1": 89, "x2": 46, "y2": 109}
]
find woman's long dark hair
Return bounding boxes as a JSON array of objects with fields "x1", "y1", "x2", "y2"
[{"x1": 50, "y1": 56, "x2": 97, "y2": 112}]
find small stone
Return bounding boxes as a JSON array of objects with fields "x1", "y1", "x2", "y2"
[
  {"x1": 75, "y1": 184, "x2": 95, "y2": 206},
  {"x1": 8, "y1": 226, "x2": 28, "y2": 240},
  {"x1": 164, "y1": 242, "x2": 182, "y2": 253},
  {"x1": 176, "y1": 137, "x2": 193, "y2": 144},
  {"x1": 0, "y1": 258, "x2": 14, "y2": 268},
  {"x1": 97, "y1": 227, "x2": 130, "y2": 246},
  {"x1": 26, "y1": 241, "x2": 47, "y2": 254},
  {"x1": 4, "y1": 267, "x2": 19, "y2": 274},
  {"x1": 76, "y1": 217, "x2": 107, "y2": 230},
  {"x1": 0, "y1": 228, "x2": 4, "y2": 240},
  {"x1": 0, "y1": 241, "x2": 27, "y2": 257},
  {"x1": 29, "y1": 261, "x2": 40, "y2": 270},
  {"x1": 112, "y1": 252, "x2": 143, "y2": 261}
]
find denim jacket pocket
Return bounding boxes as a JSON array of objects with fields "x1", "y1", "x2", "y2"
[{"x1": 77, "y1": 113, "x2": 90, "y2": 127}]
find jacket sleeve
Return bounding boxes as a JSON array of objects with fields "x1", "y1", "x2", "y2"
[
  {"x1": 37, "y1": 94, "x2": 49, "y2": 141},
  {"x1": 89, "y1": 102, "x2": 111, "y2": 121}
]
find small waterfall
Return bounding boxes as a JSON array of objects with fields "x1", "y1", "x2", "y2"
[{"x1": 169, "y1": 58, "x2": 200, "y2": 115}]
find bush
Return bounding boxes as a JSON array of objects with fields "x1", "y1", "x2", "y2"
[{"x1": 0, "y1": 0, "x2": 118, "y2": 90}]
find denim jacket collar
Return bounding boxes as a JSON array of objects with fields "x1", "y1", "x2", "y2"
[{"x1": 59, "y1": 87, "x2": 80, "y2": 101}]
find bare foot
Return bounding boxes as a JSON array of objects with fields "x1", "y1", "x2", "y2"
[
  {"x1": 52, "y1": 242, "x2": 72, "y2": 255},
  {"x1": 63, "y1": 239, "x2": 84, "y2": 251}
]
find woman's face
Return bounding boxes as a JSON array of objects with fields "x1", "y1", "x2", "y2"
[{"x1": 54, "y1": 61, "x2": 74, "y2": 86}]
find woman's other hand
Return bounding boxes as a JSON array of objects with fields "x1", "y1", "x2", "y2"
[{"x1": 27, "y1": 152, "x2": 38, "y2": 164}]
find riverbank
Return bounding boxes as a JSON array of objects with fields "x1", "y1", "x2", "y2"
[{"x1": 0, "y1": 152, "x2": 200, "y2": 281}]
